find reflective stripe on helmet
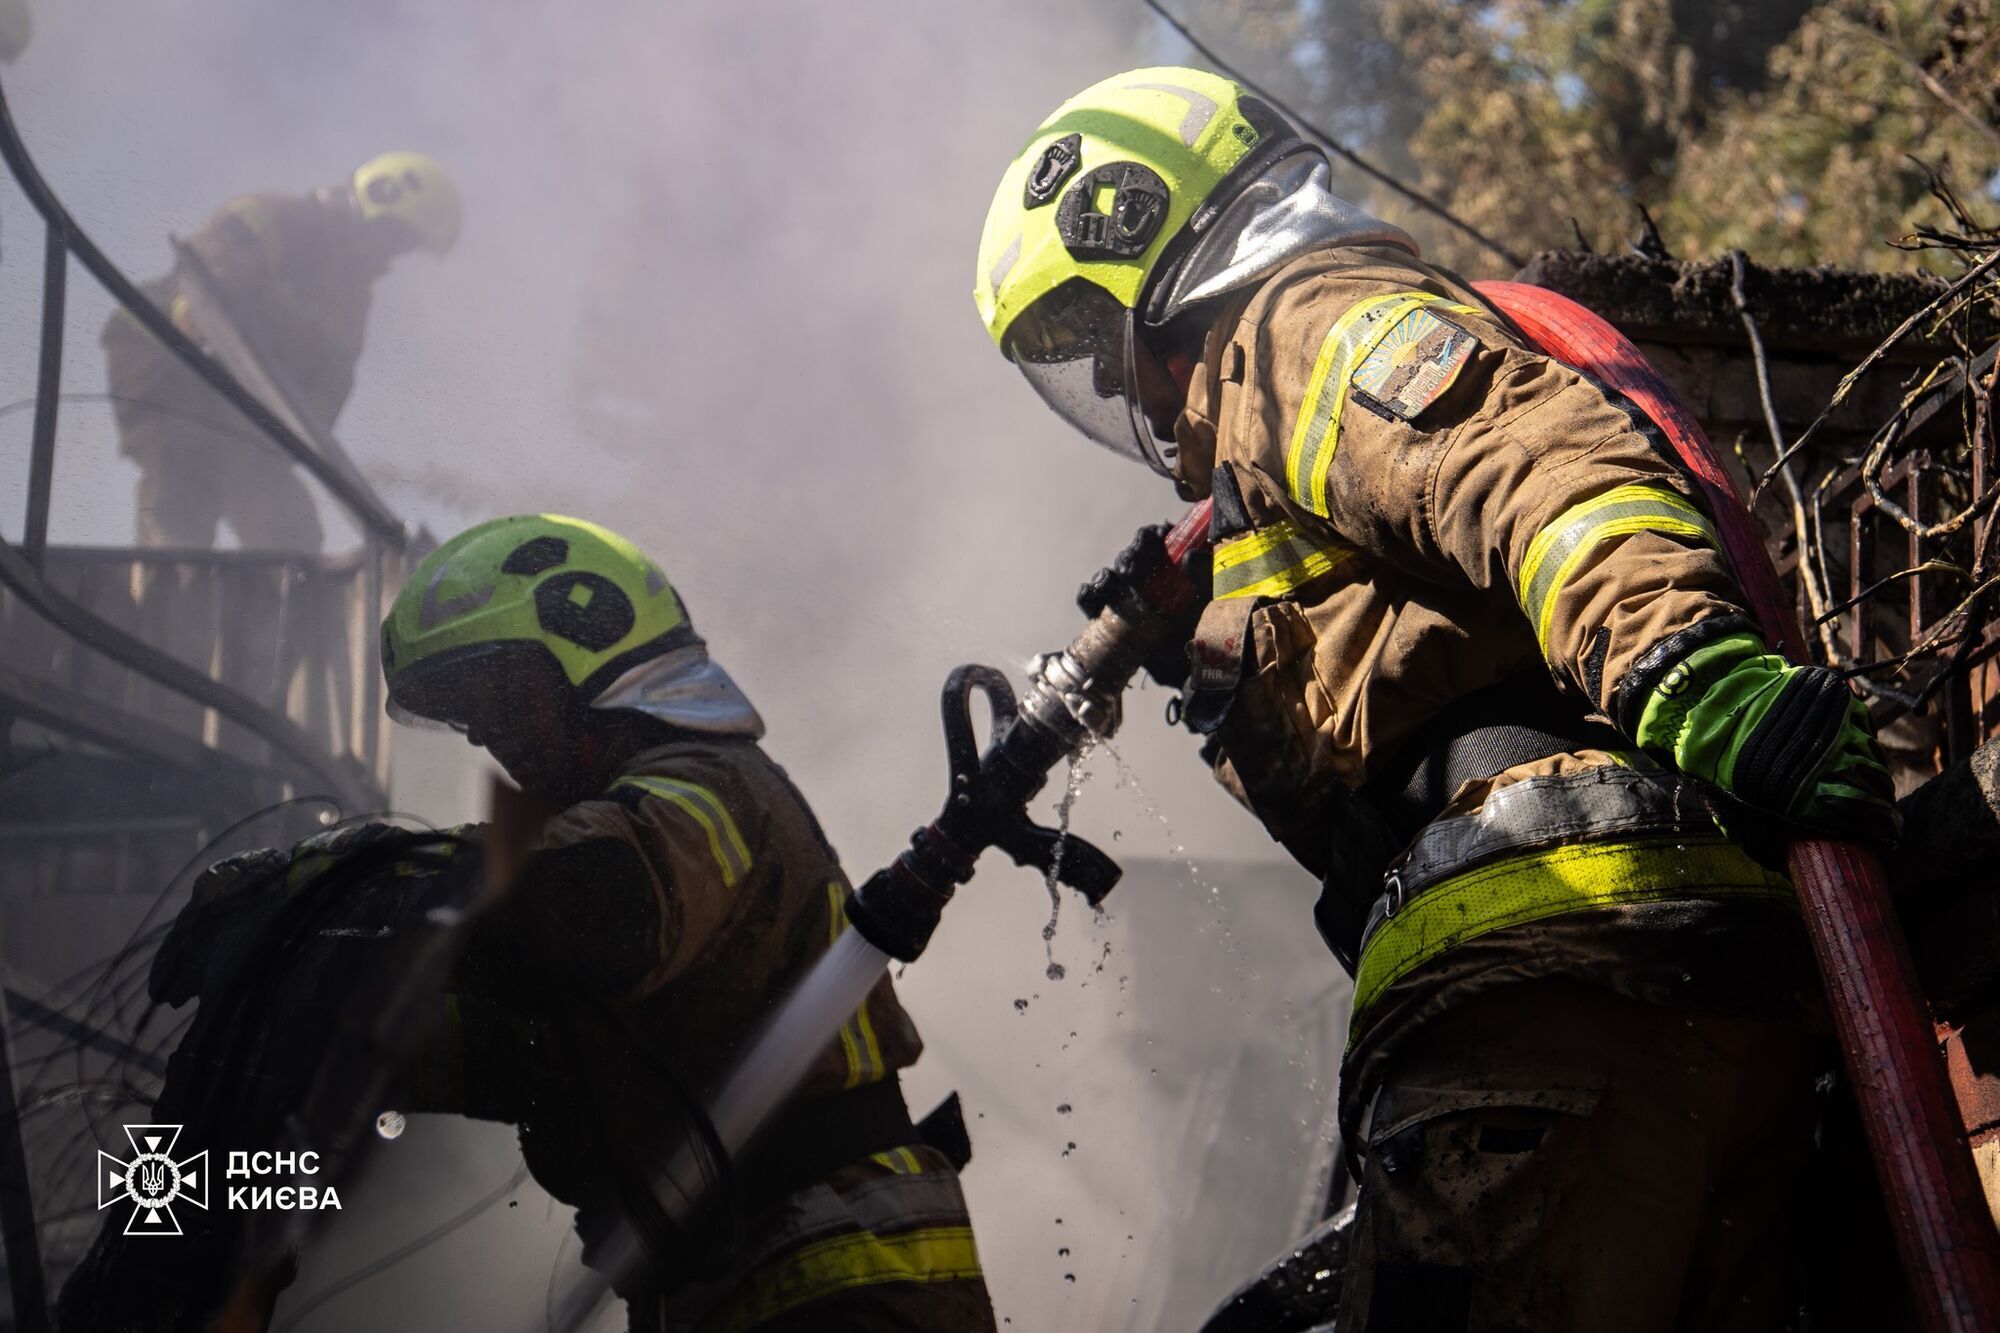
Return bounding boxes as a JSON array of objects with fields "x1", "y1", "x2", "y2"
[
  {"x1": 1350, "y1": 835, "x2": 1791, "y2": 1033},
  {"x1": 611, "y1": 776, "x2": 751, "y2": 887},
  {"x1": 1286, "y1": 292, "x2": 1483, "y2": 517},
  {"x1": 1517, "y1": 484, "x2": 1718, "y2": 657},
  {"x1": 1211, "y1": 519, "x2": 1353, "y2": 601}
]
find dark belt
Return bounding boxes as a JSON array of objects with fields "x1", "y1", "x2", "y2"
[
  {"x1": 1315, "y1": 675, "x2": 1627, "y2": 970},
  {"x1": 736, "y1": 1076, "x2": 916, "y2": 1215},
  {"x1": 579, "y1": 1077, "x2": 973, "y2": 1305},
  {"x1": 734, "y1": 1078, "x2": 974, "y2": 1217},
  {"x1": 1362, "y1": 675, "x2": 1628, "y2": 844}
]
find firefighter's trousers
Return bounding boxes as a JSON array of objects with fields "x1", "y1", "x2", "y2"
[{"x1": 1338, "y1": 979, "x2": 1815, "y2": 1333}]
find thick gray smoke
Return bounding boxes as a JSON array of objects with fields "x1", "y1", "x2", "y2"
[{"x1": 0, "y1": 3, "x2": 1349, "y2": 1327}]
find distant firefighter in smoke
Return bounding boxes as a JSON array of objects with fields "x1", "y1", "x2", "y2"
[{"x1": 101, "y1": 151, "x2": 458, "y2": 551}]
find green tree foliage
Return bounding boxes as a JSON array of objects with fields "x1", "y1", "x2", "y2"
[{"x1": 1202, "y1": 0, "x2": 2000, "y2": 273}]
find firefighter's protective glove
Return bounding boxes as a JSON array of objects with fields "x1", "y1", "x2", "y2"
[
  {"x1": 1076, "y1": 523, "x2": 1210, "y2": 690},
  {"x1": 1634, "y1": 632, "x2": 1899, "y2": 844}
]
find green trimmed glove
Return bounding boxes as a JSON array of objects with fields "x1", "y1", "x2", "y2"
[{"x1": 1634, "y1": 632, "x2": 1899, "y2": 844}]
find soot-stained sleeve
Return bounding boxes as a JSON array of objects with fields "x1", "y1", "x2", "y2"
[{"x1": 1252, "y1": 265, "x2": 1757, "y2": 715}]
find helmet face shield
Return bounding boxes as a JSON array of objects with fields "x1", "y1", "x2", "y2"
[
  {"x1": 383, "y1": 641, "x2": 525, "y2": 734},
  {"x1": 1004, "y1": 279, "x2": 1172, "y2": 475}
]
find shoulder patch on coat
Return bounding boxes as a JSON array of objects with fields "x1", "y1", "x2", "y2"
[
  {"x1": 1348, "y1": 305, "x2": 1477, "y2": 424},
  {"x1": 1286, "y1": 291, "x2": 1484, "y2": 517}
]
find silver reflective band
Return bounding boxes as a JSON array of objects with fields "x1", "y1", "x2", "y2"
[
  {"x1": 987, "y1": 232, "x2": 1021, "y2": 304},
  {"x1": 591, "y1": 643, "x2": 766, "y2": 739},
  {"x1": 1125, "y1": 81, "x2": 1219, "y2": 148}
]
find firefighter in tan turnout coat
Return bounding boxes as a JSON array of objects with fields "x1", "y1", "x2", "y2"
[
  {"x1": 103, "y1": 152, "x2": 458, "y2": 550},
  {"x1": 381, "y1": 515, "x2": 995, "y2": 1331},
  {"x1": 974, "y1": 68, "x2": 1897, "y2": 1331}
]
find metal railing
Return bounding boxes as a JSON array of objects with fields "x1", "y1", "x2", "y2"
[
  {"x1": 0, "y1": 75, "x2": 407, "y2": 809},
  {"x1": 0, "y1": 72, "x2": 414, "y2": 1327}
]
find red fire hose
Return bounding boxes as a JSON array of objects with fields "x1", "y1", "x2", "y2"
[
  {"x1": 1158, "y1": 281, "x2": 2000, "y2": 1326},
  {"x1": 1474, "y1": 280, "x2": 2000, "y2": 1329}
]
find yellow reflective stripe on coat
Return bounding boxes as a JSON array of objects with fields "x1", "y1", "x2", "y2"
[
  {"x1": 612, "y1": 776, "x2": 752, "y2": 886},
  {"x1": 1350, "y1": 836, "x2": 1791, "y2": 1031},
  {"x1": 827, "y1": 881, "x2": 884, "y2": 1089},
  {"x1": 870, "y1": 1147, "x2": 924, "y2": 1175},
  {"x1": 1212, "y1": 520, "x2": 1354, "y2": 601},
  {"x1": 695, "y1": 1225, "x2": 983, "y2": 1333},
  {"x1": 1286, "y1": 291, "x2": 1482, "y2": 517},
  {"x1": 1517, "y1": 483, "x2": 1717, "y2": 656}
]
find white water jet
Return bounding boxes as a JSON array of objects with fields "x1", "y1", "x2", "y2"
[{"x1": 1040, "y1": 740, "x2": 1097, "y2": 981}]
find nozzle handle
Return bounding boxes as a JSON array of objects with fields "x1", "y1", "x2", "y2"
[{"x1": 991, "y1": 819, "x2": 1122, "y2": 906}]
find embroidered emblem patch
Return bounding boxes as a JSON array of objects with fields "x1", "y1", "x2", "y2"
[{"x1": 1348, "y1": 306, "x2": 1477, "y2": 423}]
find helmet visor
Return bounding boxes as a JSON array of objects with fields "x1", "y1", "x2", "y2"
[
  {"x1": 1004, "y1": 279, "x2": 1171, "y2": 475},
  {"x1": 383, "y1": 641, "x2": 525, "y2": 734}
]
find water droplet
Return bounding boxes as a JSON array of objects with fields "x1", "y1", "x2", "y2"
[
  {"x1": 1013, "y1": 997, "x2": 1030, "y2": 1013},
  {"x1": 1039, "y1": 743, "x2": 1099, "y2": 975},
  {"x1": 375, "y1": 1110, "x2": 405, "y2": 1140},
  {"x1": 1064, "y1": 1273, "x2": 1076, "y2": 1283},
  {"x1": 1045, "y1": 962, "x2": 1066, "y2": 980},
  {"x1": 1058, "y1": 1246, "x2": 1071, "y2": 1257}
]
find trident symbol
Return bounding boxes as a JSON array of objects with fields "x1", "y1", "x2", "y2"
[{"x1": 97, "y1": 1124, "x2": 207, "y2": 1237}]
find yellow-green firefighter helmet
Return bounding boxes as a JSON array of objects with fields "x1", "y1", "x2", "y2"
[
  {"x1": 353, "y1": 151, "x2": 461, "y2": 255},
  {"x1": 974, "y1": 68, "x2": 1298, "y2": 473},
  {"x1": 382, "y1": 515, "x2": 690, "y2": 728}
]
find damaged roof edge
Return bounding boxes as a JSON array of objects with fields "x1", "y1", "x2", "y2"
[{"x1": 1513, "y1": 250, "x2": 1999, "y2": 359}]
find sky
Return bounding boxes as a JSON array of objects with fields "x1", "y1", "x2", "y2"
[{"x1": 0, "y1": 2, "x2": 1409, "y2": 1325}]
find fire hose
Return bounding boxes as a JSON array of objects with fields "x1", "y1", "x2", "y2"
[{"x1": 1478, "y1": 279, "x2": 2000, "y2": 1331}]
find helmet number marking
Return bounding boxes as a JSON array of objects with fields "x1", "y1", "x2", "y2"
[{"x1": 1056, "y1": 161, "x2": 1170, "y2": 260}]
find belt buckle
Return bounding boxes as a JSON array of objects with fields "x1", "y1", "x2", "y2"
[{"x1": 1382, "y1": 869, "x2": 1405, "y2": 918}]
